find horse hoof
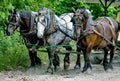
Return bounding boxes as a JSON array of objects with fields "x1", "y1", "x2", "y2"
[
  {"x1": 82, "y1": 67, "x2": 88, "y2": 73},
  {"x1": 74, "y1": 65, "x2": 80, "y2": 70},
  {"x1": 108, "y1": 63, "x2": 113, "y2": 70},
  {"x1": 103, "y1": 63, "x2": 109, "y2": 71},
  {"x1": 82, "y1": 63, "x2": 92, "y2": 73},
  {"x1": 64, "y1": 62, "x2": 70, "y2": 70},
  {"x1": 82, "y1": 69, "x2": 86, "y2": 73},
  {"x1": 54, "y1": 65, "x2": 60, "y2": 72},
  {"x1": 35, "y1": 58, "x2": 42, "y2": 65},
  {"x1": 47, "y1": 67, "x2": 54, "y2": 74},
  {"x1": 104, "y1": 66, "x2": 108, "y2": 71}
]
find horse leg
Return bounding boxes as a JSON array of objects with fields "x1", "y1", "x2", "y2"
[
  {"x1": 82, "y1": 49, "x2": 92, "y2": 73},
  {"x1": 34, "y1": 51, "x2": 41, "y2": 66},
  {"x1": 108, "y1": 46, "x2": 115, "y2": 70},
  {"x1": 46, "y1": 48, "x2": 55, "y2": 74},
  {"x1": 74, "y1": 46, "x2": 81, "y2": 69},
  {"x1": 63, "y1": 45, "x2": 72, "y2": 70},
  {"x1": 103, "y1": 47, "x2": 109, "y2": 71},
  {"x1": 28, "y1": 50, "x2": 41, "y2": 66},
  {"x1": 28, "y1": 50, "x2": 35, "y2": 66},
  {"x1": 53, "y1": 53, "x2": 60, "y2": 71}
]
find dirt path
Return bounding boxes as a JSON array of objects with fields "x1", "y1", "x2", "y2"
[{"x1": 0, "y1": 62, "x2": 120, "y2": 81}]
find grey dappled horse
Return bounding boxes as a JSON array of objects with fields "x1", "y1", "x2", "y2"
[{"x1": 36, "y1": 7, "x2": 78, "y2": 74}]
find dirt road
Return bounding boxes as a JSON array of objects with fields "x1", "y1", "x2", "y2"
[{"x1": 0, "y1": 62, "x2": 120, "y2": 81}]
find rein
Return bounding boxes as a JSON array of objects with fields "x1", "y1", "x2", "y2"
[
  {"x1": 56, "y1": 19, "x2": 76, "y2": 40},
  {"x1": 58, "y1": 26, "x2": 76, "y2": 40}
]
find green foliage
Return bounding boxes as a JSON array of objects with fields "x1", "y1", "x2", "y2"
[
  {"x1": 0, "y1": 30, "x2": 29, "y2": 71},
  {"x1": 107, "y1": 6, "x2": 120, "y2": 19},
  {"x1": 89, "y1": 3, "x2": 105, "y2": 19}
]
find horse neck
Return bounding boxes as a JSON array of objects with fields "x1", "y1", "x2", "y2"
[
  {"x1": 20, "y1": 17, "x2": 30, "y2": 29},
  {"x1": 85, "y1": 15, "x2": 94, "y2": 30},
  {"x1": 19, "y1": 11, "x2": 31, "y2": 33},
  {"x1": 44, "y1": 14, "x2": 57, "y2": 35}
]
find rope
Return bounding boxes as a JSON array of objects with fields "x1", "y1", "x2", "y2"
[
  {"x1": 38, "y1": 49, "x2": 81, "y2": 55},
  {"x1": 27, "y1": 43, "x2": 75, "y2": 49}
]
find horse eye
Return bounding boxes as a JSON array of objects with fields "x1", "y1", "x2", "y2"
[{"x1": 39, "y1": 13, "x2": 41, "y2": 15}]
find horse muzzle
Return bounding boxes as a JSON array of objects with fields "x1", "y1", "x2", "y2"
[{"x1": 37, "y1": 32, "x2": 44, "y2": 38}]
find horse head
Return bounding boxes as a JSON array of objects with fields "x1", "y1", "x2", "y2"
[
  {"x1": 6, "y1": 9, "x2": 20, "y2": 35},
  {"x1": 72, "y1": 8, "x2": 92, "y2": 37},
  {"x1": 36, "y1": 7, "x2": 56, "y2": 38},
  {"x1": 6, "y1": 9, "x2": 37, "y2": 36}
]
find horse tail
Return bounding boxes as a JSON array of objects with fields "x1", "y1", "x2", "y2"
[{"x1": 118, "y1": 22, "x2": 120, "y2": 31}]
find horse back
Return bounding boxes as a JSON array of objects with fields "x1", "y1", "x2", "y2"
[{"x1": 95, "y1": 17, "x2": 119, "y2": 42}]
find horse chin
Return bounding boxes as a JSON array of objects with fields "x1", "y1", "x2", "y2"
[{"x1": 37, "y1": 32, "x2": 44, "y2": 39}]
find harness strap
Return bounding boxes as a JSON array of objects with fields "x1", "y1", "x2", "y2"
[
  {"x1": 105, "y1": 17, "x2": 116, "y2": 46},
  {"x1": 96, "y1": 22, "x2": 106, "y2": 49},
  {"x1": 93, "y1": 29, "x2": 115, "y2": 46},
  {"x1": 58, "y1": 26, "x2": 76, "y2": 40},
  {"x1": 106, "y1": 17, "x2": 114, "y2": 29},
  {"x1": 79, "y1": 22, "x2": 115, "y2": 46},
  {"x1": 60, "y1": 17, "x2": 68, "y2": 34}
]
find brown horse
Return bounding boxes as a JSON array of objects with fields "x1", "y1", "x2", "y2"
[{"x1": 72, "y1": 8, "x2": 120, "y2": 73}]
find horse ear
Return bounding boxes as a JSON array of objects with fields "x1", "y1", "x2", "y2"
[
  {"x1": 13, "y1": 9, "x2": 17, "y2": 14},
  {"x1": 9, "y1": 9, "x2": 13, "y2": 14},
  {"x1": 72, "y1": 7, "x2": 76, "y2": 13},
  {"x1": 83, "y1": 9, "x2": 89, "y2": 19}
]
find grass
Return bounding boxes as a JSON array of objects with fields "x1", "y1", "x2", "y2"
[
  {"x1": 0, "y1": 44, "x2": 29, "y2": 71},
  {"x1": 0, "y1": 31, "x2": 30, "y2": 71}
]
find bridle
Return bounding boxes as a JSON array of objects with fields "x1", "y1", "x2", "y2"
[
  {"x1": 73, "y1": 12, "x2": 85, "y2": 38},
  {"x1": 8, "y1": 13, "x2": 21, "y2": 27},
  {"x1": 6, "y1": 13, "x2": 21, "y2": 35}
]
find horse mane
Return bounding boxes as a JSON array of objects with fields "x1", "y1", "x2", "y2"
[
  {"x1": 47, "y1": 9, "x2": 56, "y2": 35},
  {"x1": 83, "y1": 9, "x2": 94, "y2": 29},
  {"x1": 18, "y1": 10, "x2": 35, "y2": 31},
  {"x1": 39, "y1": 7, "x2": 56, "y2": 35}
]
